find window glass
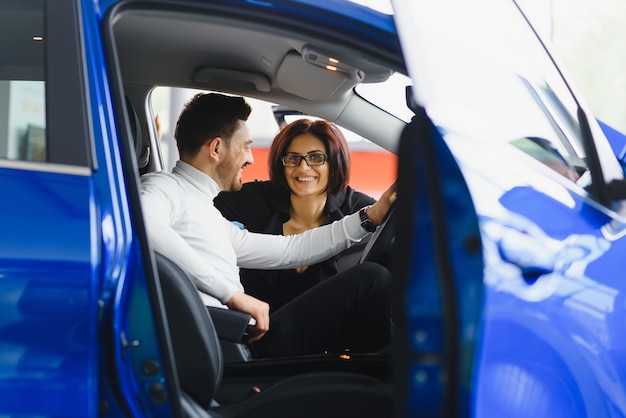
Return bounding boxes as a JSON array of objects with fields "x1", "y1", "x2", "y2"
[
  {"x1": 355, "y1": 72, "x2": 414, "y2": 123},
  {"x1": 0, "y1": 0, "x2": 46, "y2": 163}
]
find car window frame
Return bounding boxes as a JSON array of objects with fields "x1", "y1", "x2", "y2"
[{"x1": 45, "y1": 0, "x2": 93, "y2": 168}]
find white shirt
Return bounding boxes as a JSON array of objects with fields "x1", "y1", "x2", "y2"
[{"x1": 140, "y1": 161, "x2": 369, "y2": 308}]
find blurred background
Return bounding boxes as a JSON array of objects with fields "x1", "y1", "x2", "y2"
[
  {"x1": 357, "y1": 0, "x2": 626, "y2": 135},
  {"x1": 522, "y1": 0, "x2": 626, "y2": 135}
]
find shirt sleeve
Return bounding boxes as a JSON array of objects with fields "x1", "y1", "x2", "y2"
[
  {"x1": 140, "y1": 175, "x2": 241, "y2": 304},
  {"x1": 231, "y1": 211, "x2": 369, "y2": 269}
]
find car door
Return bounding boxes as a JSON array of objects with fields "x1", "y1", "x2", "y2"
[
  {"x1": 81, "y1": 0, "x2": 181, "y2": 416},
  {"x1": 0, "y1": 1, "x2": 178, "y2": 416},
  {"x1": 392, "y1": 99, "x2": 484, "y2": 418},
  {"x1": 390, "y1": 2, "x2": 486, "y2": 417},
  {"x1": 0, "y1": 1, "x2": 98, "y2": 415},
  {"x1": 393, "y1": 0, "x2": 626, "y2": 417}
]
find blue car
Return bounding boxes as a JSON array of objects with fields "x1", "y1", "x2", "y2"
[{"x1": 2, "y1": 0, "x2": 626, "y2": 416}]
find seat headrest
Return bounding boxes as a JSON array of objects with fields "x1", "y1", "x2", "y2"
[
  {"x1": 125, "y1": 96, "x2": 150, "y2": 170},
  {"x1": 155, "y1": 252, "x2": 223, "y2": 409}
]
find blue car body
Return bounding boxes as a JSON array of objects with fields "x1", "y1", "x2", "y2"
[{"x1": 1, "y1": 0, "x2": 626, "y2": 416}]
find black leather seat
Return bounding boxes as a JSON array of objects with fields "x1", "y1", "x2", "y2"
[
  {"x1": 156, "y1": 252, "x2": 253, "y2": 363},
  {"x1": 205, "y1": 305, "x2": 253, "y2": 363},
  {"x1": 155, "y1": 252, "x2": 392, "y2": 418}
]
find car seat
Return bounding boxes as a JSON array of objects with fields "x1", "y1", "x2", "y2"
[
  {"x1": 155, "y1": 252, "x2": 392, "y2": 418},
  {"x1": 125, "y1": 95, "x2": 150, "y2": 174}
]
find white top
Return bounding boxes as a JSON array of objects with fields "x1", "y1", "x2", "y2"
[{"x1": 140, "y1": 160, "x2": 369, "y2": 308}]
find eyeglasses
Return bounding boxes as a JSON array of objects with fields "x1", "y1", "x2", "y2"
[{"x1": 281, "y1": 153, "x2": 328, "y2": 167}]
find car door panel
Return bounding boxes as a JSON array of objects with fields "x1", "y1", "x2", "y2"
[
  {"x1": 466, "y1": 168, "x2": 619, "y2": 416},
  {"x1": 0, "y1": 0, "x2": 178, "y2": 415},
  {"x1": 87, "y1": 1, "x2": 181, "y2": 414},
  {"x1": 394, "y1": 106, "x2": 484, "y2": 417},
  {"x1": 478, "y1": 170, "x2": 625, "y2": 415},
  {"x1": 0, "y1": 167, "x2": 97, "y2": 416}
]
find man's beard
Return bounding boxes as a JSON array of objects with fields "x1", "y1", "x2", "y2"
[{"x1": 216, "y1": 159, "x2": 242, "y2": 192}]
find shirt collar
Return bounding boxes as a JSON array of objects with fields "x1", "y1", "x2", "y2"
[{"x1": 173, "y1": 160, "x2": 221, "y2": 199}]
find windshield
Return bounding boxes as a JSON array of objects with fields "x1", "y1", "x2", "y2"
[{"x1": 356, "y1": 72, "x2": 414, "y2": 124}]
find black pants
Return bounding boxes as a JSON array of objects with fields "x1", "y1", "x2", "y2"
[{"x1": 249, "y1": 262, "x2": 392, "y2": 358}]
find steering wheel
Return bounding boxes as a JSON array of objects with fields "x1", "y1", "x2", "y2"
[{"x1": 358, "y1": 203, "x2": 396, "y2": 265}]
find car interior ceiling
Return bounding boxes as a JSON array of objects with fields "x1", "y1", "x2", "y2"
[
  {"x1": 112, "y1": 6, "x2": 404, "y2": 412},
  {"x1": 112, "y1": 9, "x2": 406, "y2": 156}
]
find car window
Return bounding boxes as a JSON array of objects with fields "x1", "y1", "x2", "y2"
[
  {"x1": 150, "y1": 86, "x2": 396, "y2": 198},
  {"x1": 355, "y1": 72, "x2": 414, "y2": 123},
  {"x1": 0, "y1": 0, "x2": 91, "y2": 169},
  {"x1": 0, "y1": 2, "x2": 46, "y2": 163}
]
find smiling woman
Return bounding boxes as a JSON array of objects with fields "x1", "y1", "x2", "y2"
[{"x1": 214, "y1": 117, "x2": 382, "y2": 311}]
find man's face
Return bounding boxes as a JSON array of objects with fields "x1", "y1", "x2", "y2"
[{"x1": 216, "y1": 120, "x2": 254, "y2": 191}]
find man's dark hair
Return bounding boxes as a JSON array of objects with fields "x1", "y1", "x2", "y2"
[{"x1": 174, "y1": 93, "x2": 252, "y2": 157}]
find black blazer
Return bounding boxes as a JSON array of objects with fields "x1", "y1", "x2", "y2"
[{"x1": 214, "y1": 180, "x2": 375, "y2": 311}]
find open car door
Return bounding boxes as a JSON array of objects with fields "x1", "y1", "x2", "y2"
[
  {"x1": 391, "y1": 1, "x2": 485, "y2": 415},
  {"x1": 392, "y1": 99, "x2": 484, "y2": 416},
  {"x1": 393, "y1": 0, "x2": 626, "y2": 416}
]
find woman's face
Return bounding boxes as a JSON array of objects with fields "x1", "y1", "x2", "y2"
[{"x1": 283, "y1": 133, "x2": 329, "y2": 198}]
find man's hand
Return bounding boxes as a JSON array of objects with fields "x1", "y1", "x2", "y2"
[
  {"x1": 226, "y1": 291, "x2": 270, "y2": 343},
  {"x1": 367, "y1": 182, "x2": 397, "y2": 226}
]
